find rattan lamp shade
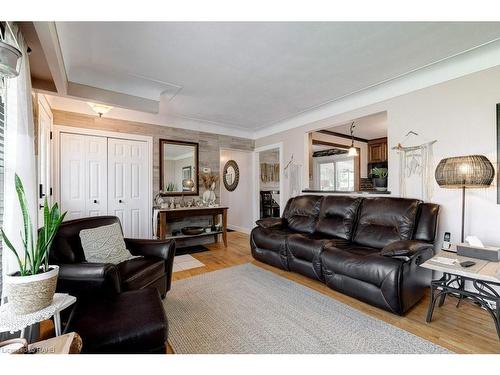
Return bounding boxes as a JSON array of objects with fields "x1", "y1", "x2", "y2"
[{"x1": 435, "y1": 155, "x2": 494, "y2": 189}]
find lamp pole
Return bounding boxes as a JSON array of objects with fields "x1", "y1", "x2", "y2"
[{"x1": 461, "y1": 185, "x2": 465, "y2": 243}]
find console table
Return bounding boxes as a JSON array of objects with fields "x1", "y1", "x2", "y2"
[
  {"x1": 421, "y1": 251, "x2": 500, "y2": 340},
  {"x1": 157, "y1": 206, "x2": 228, "y2": 247}
]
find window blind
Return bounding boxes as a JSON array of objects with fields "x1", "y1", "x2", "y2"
[{"x1": 0, "y1": 100, "x2": 4, "y2": 294}]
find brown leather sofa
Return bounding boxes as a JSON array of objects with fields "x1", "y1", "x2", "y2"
[
  {"x1": 48, "y1": 216, "x2": 175, "y2": 353},
  {"x1": 250, "y1": 195, "x2": 439, "y2": 315}
]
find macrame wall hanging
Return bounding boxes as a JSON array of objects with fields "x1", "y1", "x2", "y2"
[
  {"x1": 284, "y1": 154, "x2": 303, "y2": 198},
  {"x1": 392, "y1": 131, "x2": 437, "y2": 202}
]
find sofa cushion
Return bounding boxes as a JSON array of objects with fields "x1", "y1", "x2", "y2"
[
  {"x1": 288, "y1": 234, "x2": 349, "y2": 262},
  {"x1": 414, "y1": 203, "x2": 440, "y2": 242},
  {"x1": 352, "y1": 198, "x2": 421, "y2": 249},
  {"x1": 250, "y1": 226, "x2": 290, "y2": 270},
  {"x1": 315, "y1": 196, "x2": 362, "y2": 240},
  {"x1": 118, "y1": 257, "x2": 165, "y2": 291},
  {"x1": 283, "y1": 195, "x2": 322, "y2": 234},
  {"x1": 321, "y1": 245, "x2": 403, "y2": 288},
  {"x1": 287, "y1": 233, "x2": 349, "y2": 280}
]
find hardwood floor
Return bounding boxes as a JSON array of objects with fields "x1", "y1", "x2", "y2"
[{"x1": 171, "y1": 231, "x2": 500, "y2": 354}]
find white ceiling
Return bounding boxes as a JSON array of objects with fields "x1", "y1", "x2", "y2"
[
  {"x1": 323, "y1": 111, "x2": 387, "y2": 140},
  {"x1": 53, "y1": 22, "x2": 500, "y2": 134}
]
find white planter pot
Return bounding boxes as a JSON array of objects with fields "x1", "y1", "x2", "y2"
[{"x1": 4, "y1": 265, "x2": 59, "y2": 314}]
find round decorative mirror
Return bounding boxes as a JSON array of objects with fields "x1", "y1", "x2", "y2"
[{"x1": 223, "y1": 160, "x2": 239, "y2": 191}]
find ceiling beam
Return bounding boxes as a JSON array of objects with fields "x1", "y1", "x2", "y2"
[
  {"x1": 33, "y1": 22, "x2": 68, "y2": 95},
  {"x1": 317, "y1": 129, "x2": 369, "y2": 143},
  {"x1": 67, "y1": 82, "x2": 159, "y2": 114}
]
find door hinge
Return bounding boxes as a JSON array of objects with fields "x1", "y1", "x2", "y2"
[
  {"x1": 49, "y1": 187, "x2": 53, "y2": 196},
  {"x1": 50, "y1": 131, "x2": 53, "y2": 140}
]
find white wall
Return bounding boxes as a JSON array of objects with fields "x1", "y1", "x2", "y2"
[
  {"x1": 256, "y1": 65, "x2": 500, "y2": 247},
  {"x1": 220, "y1": 149, "x2": 254, "y2": 234}
]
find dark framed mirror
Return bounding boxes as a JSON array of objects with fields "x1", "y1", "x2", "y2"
[
  {"x1": 223, "y1": 160, "x2": 240, "y2": 191},
  {"x1": 160, "y1": 139, "x2": 199, "y2": 196}
]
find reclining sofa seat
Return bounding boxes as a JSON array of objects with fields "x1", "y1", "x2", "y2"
[{"x1": 250, "y1": 195, "x2": 439, "y2": 315}]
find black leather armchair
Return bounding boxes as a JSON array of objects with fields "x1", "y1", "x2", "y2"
[{"x1": 49, "y1": 216, "x2": 175, "y2": 299}]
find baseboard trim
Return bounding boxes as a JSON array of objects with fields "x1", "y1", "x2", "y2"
[{"x1": 227, "y1": 224, "x2": 251, "y2": 234}]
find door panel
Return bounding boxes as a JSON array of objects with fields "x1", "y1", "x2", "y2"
[
  {"x1": 60, "y1": 133, "x2": 149, "y2": 237},
  {"x1": 107, "y1": 138, "x2": 148, "y2": 238},
  {"x1": 85, "y1": 136, "x2": 108, "y2": 216},
  {"x1": 37, "y1": 99, "x2": 53, "y2": 224},
  {"x1": 60, "y1": 133, "x2": 107, "y2": 220},
  {"x1": 61, "y1": 133, "x2": 86, "y2": 221}
]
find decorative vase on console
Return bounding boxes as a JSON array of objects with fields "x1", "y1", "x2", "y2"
[{"x1": 201, "y1": 173, "x2": 218, "y2": 206}]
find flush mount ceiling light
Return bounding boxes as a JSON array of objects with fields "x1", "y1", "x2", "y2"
[
  {"x1": 348, "y1": 122, "x2": 358, "y2": 157},
  {"x1": 87, "y1": 102, "x2": 113, "y2": 117}
]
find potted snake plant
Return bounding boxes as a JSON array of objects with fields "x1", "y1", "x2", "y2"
[
  {"x1": 371, "y1": 167, "x2": 388, "y2": 192},
  {"x1": 1, "y1": 174, "x2": 66, "y2": 314}
]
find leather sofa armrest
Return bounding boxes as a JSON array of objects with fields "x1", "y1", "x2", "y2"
[
  {"x1": 381, "y1": 240, "x2": 434, "y2": 258},
  {"x1": 57, "y1": 262, "x2": 121, "y2": 296},
  {"x1": 124, "y1": 238, "x2": 176, "y2": 261},
  {"x1": 255, "y1": 217, "x2": 284, "y2": 229}
]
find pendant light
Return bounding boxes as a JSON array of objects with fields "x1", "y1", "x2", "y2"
[
  {"x1": 348, "y1": 122, "x2": 358, "y2": 156},
  {"x1": 0, "y1": 22, "x2": 23, "y2": 104}
]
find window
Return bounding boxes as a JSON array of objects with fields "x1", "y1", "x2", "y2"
[{"x1": 319, "y1": 158, "x2": 355, "y2": 191}]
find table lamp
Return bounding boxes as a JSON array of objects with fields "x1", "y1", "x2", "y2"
[{"x1": 435, "y1": 155, "x2": 494, "y2": 243}]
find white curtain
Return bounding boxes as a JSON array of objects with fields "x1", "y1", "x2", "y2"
[{"x1": 1, "y1": 23, "x2": 37, "y2": 290}]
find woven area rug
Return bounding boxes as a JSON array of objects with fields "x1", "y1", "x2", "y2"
[{"x1": 164, "y1": 264, "x2": 451, "y2": 354}]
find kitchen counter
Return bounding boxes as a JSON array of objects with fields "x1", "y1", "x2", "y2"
[{"x1": 302, "y1": 189, "x2": 391, "y2": 196}]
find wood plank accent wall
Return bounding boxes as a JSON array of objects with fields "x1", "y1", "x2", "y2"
[{"x1": 52, "y1": 110, "x2": 255, "y2": 201}]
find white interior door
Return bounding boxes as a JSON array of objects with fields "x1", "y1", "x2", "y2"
[
  {"x1": 107, "y1": 138, "x2": 148, "y2": 238},
  {"x1": 37, "y1": 97, "x2": 53, "y2": 225},
  {"x1": 60, "y1": 133, "x2": 108, "y2": 220}
]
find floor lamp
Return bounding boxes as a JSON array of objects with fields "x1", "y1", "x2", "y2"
[{"x1": 435, "y1": 155, "x2": 495, "y2": 243}]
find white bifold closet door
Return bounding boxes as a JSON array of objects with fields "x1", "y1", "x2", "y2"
[
  {"x1": 107, "y1": 138, "x2": 148, "y2": 238},
  {"x1": 60, "y1": 133, "x2": 108, "y2": 220},
  {"x1": 60, "y1": 133, "x2": 149, "y2": 238}
]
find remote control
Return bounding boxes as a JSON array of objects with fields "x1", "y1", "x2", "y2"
[{"x1": 460, "y1": 261, "x2": 476, "y2": 268}]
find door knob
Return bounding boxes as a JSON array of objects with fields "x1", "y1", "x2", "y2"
[
  {"x1": 93, "y1": 200, "x2": 98, "y2": 204},
  {"x1": 119, "y1": 199, "x2": 123, "y2": 203}
]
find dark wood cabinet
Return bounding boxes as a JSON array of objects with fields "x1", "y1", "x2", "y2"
[{"x1": 368, "y1": 137, "x2": 388, "y2": 163}]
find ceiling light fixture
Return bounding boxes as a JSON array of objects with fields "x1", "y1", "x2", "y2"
[
  {"x1": 348, "y1": 122, "x2": 358, "y2": 156},
  {"x1": 0, "y1": 22, "x2": 22, "y2": 104},
  {"x1": 88, "y1": 102, "x2": 113, "y2": 117}
]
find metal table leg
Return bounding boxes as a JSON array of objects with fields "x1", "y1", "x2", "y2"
[
  {"x1": 426, "y1": 273, "x2": 500, "y2": 340},
  {"x1": 53, "y1": 310, "x2": 62, "y2": 336}
]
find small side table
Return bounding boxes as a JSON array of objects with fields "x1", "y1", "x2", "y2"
[
  {"x1": 0, "y1": 293, "x2": 76, "y2": 340},
  {"x1": 421, "y1": 251, "x2": 500, "y2": 340}
]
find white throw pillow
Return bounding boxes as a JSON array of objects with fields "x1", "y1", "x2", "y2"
[{"x1": 80, "y1": 223, "x2": 134, "y2": 264}]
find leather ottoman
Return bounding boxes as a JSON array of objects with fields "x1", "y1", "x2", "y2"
[{"x1": 64, "y1": 288, "x2": 168, "y2": 354}]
